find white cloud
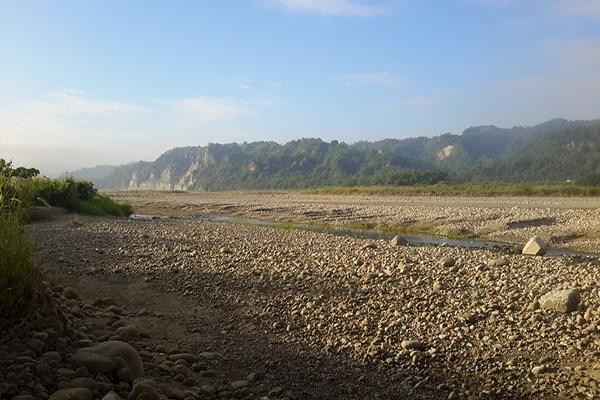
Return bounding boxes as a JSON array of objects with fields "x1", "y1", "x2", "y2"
[
  {"x1": 171, "y1": 97, "x2": 255, "y2": 125},
  {"x1": 240, "y1": 84, "x2": 254, "y2": 90},
  {"x1": 272, "y1": 0, "x2": 387, "y2": 16},
  {"x1": 0, "y1": 91, "x2": 261, "y2": 175},
  {"x1": 25, "y1": 90, "x2": 143, "y2": 118},
  {"x1": 339, "y1": 72, "x2": 404, "y2": 86}
]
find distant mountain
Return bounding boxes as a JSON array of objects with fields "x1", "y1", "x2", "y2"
[
  {"x1": 62, "y1": 165, "x2": 118, "y2": 181},
  {"x1": 74, "y1": 118, "x2": 600, "y2": 191}
]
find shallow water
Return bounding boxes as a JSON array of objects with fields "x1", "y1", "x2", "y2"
[{"x1": 130, "y1": 214, "x2": 597, "y2": 259}]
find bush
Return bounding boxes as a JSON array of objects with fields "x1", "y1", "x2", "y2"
[
  {"x1": 8, "y1": 176, "x2": 133, "y2": 216},
  {"x1": 79, "y1": 194, "x2": 133, "y2": 217}
]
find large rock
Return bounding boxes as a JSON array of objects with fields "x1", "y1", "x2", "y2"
[
  {"x1": 539, "y1": 289, "x2": 580, "y2": 312},
  {"x1": 522, "y1": 237, "x2": 547, "y2": 256},
  {"x1": 128, "y1": 380, "x2": 160, "y2": 400},
  {"x1": 63, "y1": 287, "x2": 80, "y2": 300},
  {"x1": 77, "y1": 341, "x2": 144, "y2": 379},
  {"x1": 390, "y1": 235, "x2": 408, "y2": 246},
  {"x1": 70, "y1": 352, "x2": 116, "y2": 374},
  {"x1": 49, "y1": 388, "x2": 92, "y2": 400}
]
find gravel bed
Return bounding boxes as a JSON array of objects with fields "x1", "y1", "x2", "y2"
[
  {"x1": 108, "y1": 191, "x2": 600, "y2": 252},
  {"x1": 29, "y1": 216, "x2": 600, "y2": 399}
]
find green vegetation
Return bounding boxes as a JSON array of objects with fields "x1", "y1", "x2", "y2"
[
  {"x1": 79, "y1": 118, "x2": 600, "y2": 193},
  {"x1": 0, "y1": 179, "x2": 50, "y2": 327},
  {"x1": 302, "y1": 182, "x2": 600, "y2": 197},
  {"x1": 0, "y1": 160, "x2": 134, "y2": 326}
]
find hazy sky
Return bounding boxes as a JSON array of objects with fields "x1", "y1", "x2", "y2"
[{"x1": 2, "y1": 0, "x2": 600, "y2": 175}]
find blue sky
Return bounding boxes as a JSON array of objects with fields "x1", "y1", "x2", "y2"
[{"x1": 1, "y1": 0, "x2": 600, "y2": 175}]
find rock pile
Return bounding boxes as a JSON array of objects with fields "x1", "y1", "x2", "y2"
[{"x1": 0, "y1": 285, "x2": 291, "y2": 400}]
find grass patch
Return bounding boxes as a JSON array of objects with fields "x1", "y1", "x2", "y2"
[
  {"x1": 79, "y1": 194, "x2": 133, "y2": 217},
  {"x1": 4, "y1": 176, "x2": 133, "y2": 217},
  {"x1": 0, "y1": 181, "x2": 52, "y2": 327},
  {"x1": 301, "y1": 182, "x2": 600, "y2": 197}
]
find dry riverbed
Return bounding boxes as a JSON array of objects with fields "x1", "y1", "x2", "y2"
[
  {"x1": 108, "y1": 191, "x2": 600, "y2": 253},
  {"x1": 29, "y1": 214, "x2": 600, "y2": 399}
]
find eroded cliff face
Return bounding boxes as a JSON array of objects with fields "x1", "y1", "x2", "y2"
[
  {"x1": 124, "y1": 149, "x2": 214, "y2": 191},
  {"x1": 127, "y1": 166, "x2": 193, "y2": 191}
]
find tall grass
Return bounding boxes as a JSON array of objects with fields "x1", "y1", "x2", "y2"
[
  {"x1": 15, "y1": 176, "x2": 133, "y2": 216},
  {"x1": 0, "y1": 174, "x2": 132, "y2": 327},
  {"x1": 0, "y1": 179, "x2": 50, "y2": 327},
  {"x1": 302, "y1": 182, "x2": 600, "y2": 197}
]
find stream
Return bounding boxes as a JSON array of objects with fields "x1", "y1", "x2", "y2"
[{"x1": 130, "y1": 214, "x2": 597, "y2": 259}]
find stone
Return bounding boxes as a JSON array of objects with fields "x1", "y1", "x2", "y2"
[
  {"x1": 13, "y1": 396, "x2": 36, "y2": 400},
  {"x1": 488, "y1": 257, "x2": 509, "y2": 267},
  {"x1": 440, "y1": 257, "x2": 455, "y2": 267},
  {"x1": 43, "y1": 351, "x2": 62, "y2": 362},
  {"x1": 27, "y1": 338, "x2": 45, "y2": 354},
  {"x1": 36, "y1": 362, "x2": 52, "y2": 376},
  {"x1": 77, "y1": 341, "x2": 144, "y2": 379},
  {"x1": 115, "y1": 367, "x2": 134, "y2": 382},
  {"x1": 168, "y1": 353, "x2": 198, "y2": 363},
  {"x1": 230, "y1": 380, "x2": 248, "y2": 390},
  {"x1": 401, "y1": 340, "x2": 423, "y2": 350},
  {"x1": 69, "y1": 377, "x2": 99, "y2": 393},
  {"x1": 33, "y1": 332, "x2": 49, "y2": 342},
  {"x1": 160, "y1": 384, "x2": 187, "y2": 400},
  {"x1": 433, "y1": 281, "x2": 444, "y2": 292},
  {"x1": 200, "y1": 385, "x2": 215, "y2": 396},
  {"x1": 128, "y1": 380, "x2": 160, "y2": 400},
  {"x1": 532, "y1": 365, "x2": 547, "y2": 376},
  {"x1": 56, "y1": 368, "x2": 77, "y2": 379},
  {"x1": 171, "y1": 365, "x2": 189, "y2": 376},
  {"x1": 70, "y1": 352, "x2": 116, "y2": 374},
  {"x1": 116, "y1": 325, "x2": 140, "y2": 338},
  {"x1": 63, "y1": 287, "x2": 80, "y2": 300},
  {"x1": 522, "y1": 237, "x2": 547, "y2": 256},
  {"x1": 198, "y1": 352, "x2": 223, "y2": 360},
  {"x1": 49, "y1": 388, "x2": 92, "y2": 400},
  {"x1": 539, "y1": 289, "x2": 580, "y2": 313},
  {"x1": 101, "y1": 392, "x2": 121, "y2": 400},
  {"x1": 390, "y1": 235, "x2": 408, "y2": 246}
]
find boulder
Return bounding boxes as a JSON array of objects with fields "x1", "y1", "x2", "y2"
[
  {"x1": 539, "y1": 289, "x2": 580, "y2": 313},
  {"x1": 390, "y1": 235, "x2": 408, "y2": 246},
  {"x1": 70, "y1": 352, "x2": 116, "y2": 374},
  {"x1": 49, "y1": 388, "x2": 92, "y2": 400},
  {"x1": 77, "y1": 341, "x2": 144, "y2": 379},
  {"x1": 128, "y1": 380, "x2": 160, "y2": 400},
  {"x1": 522, "y1": 237, "x2": 547, "y2": 256}
]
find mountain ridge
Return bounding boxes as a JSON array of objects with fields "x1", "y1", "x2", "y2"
[{"x1": 73, "y1": 118, "x2": 600, "y2": 190}]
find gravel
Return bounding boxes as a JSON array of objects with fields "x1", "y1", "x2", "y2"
[{"x1": 25, "y1": 215, "x2": 600, "y2": 399}]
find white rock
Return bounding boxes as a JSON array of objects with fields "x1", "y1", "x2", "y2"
[{"x1": 522, "y1": 237, "x2": 547, "y2": 256}]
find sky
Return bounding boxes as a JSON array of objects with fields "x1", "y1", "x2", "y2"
[{"x1": 1, "y1": 0, "x2": 600, "y2": 176}]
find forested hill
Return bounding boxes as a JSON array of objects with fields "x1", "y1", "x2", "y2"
[{"x1": 77, "y1": 118, "x2": 600, "y2": 191}]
